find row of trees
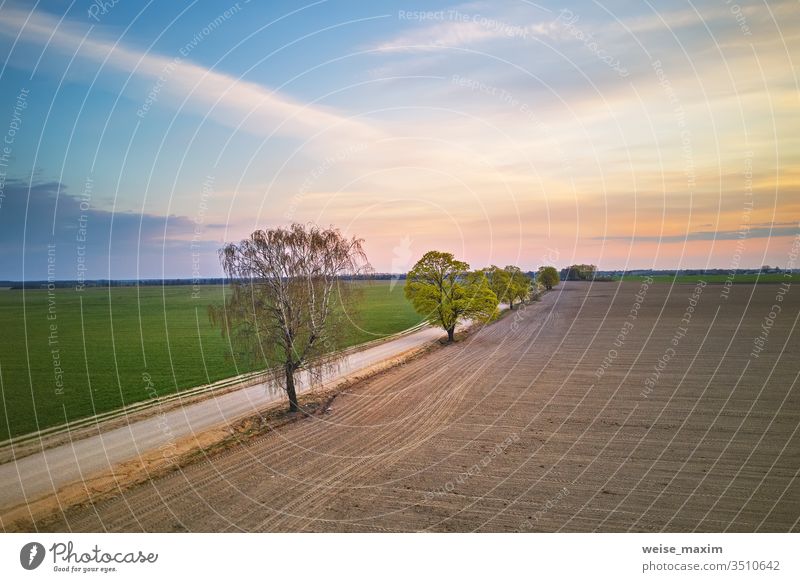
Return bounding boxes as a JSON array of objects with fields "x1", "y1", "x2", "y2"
[
  {"x1": 560, "y1": 264, "x2": 597, "y2": 281},
  {"x1": 403, "y1": 252, "x2": 499, "y2": 343},
  {"x1": 404, "y1": 251, "x2": 560, "y2": 343},
  {"x1": 211, "y1": 224, "x2": 561, "y2": 412},
  {"x1": 485, "y1": 265, "x2": 532, "y2": 310}
]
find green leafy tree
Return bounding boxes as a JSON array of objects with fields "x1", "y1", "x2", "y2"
[
  {"x1": 405, "y1": 251, "x2": 499, "y2": 342},
  {"x1": 484, "y1": 265, "x2": 532, "y2": 309},
  {"x1": 504, "y1": 265, "x2": 533, "y2": 308},
  {"x1": 484, "y1": 265, "x2": 511, "y2": 304},
  {"x1": 560, "y1": 264, "x2": 596, "y2": 281},
  {"x1": 537, "y1": 266, "x2": 560, "y2": 290}
]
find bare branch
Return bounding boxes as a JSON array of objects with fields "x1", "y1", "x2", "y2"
[{"x1": 210, "y1": 223, "x2": 371, "y2": 411}]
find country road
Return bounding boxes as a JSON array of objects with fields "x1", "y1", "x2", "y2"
[
  {"x1": 23, "y1": 281, "x2": 800, "y2": 533},
  {"x1": 0, "y1": 318, "x2": 459, "y2": 514}
]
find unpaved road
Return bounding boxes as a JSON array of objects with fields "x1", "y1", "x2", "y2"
[
  {"x1": 28, "y1": 282, "x2": 800, "y2": 531},
  {"x1": 0, "y1": 321, "x2": 451, "y2": 513}
]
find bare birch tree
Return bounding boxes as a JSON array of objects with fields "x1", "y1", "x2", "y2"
[{"x1": 210, "y1": 224, "x2": 370, "y2": 412}]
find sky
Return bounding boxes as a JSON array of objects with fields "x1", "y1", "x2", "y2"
[{"x1": 0, "y1": 0, "x2": 797, "y2": 280}]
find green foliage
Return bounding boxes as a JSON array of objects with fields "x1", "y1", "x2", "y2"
[
  {"x1": 485, "y1": 265, "x2": 532, "y2": 308},
  {"x1": 405, "y1": 251, "x2": 499, "y2": 341},
  {"x1": 562, "y1": 264, "x2": 596, "y2": 281},
  {"x1": 537, "y1": 266, "x2": 560, "y2": 290},
  {"x1": 0, "y1": 282, "x2": 421, "y2": 440},
  {"x1": 504, "y1": 265, "x2": 533, "y2": 307},
  {"x1": 484, "y1": 265, "x2": 511, "y2": 304}
]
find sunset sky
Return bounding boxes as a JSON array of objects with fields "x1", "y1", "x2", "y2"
[{"x1": 0, "y1": 0, "x2": 797, "y2": 279}]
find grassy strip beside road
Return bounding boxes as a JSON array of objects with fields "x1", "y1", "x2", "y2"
[{"x1": 0, "y1": 281, "x2": 422, "y2": 440}]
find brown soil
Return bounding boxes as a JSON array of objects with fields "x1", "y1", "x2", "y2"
[
  {"x1": 16, "y1": 282, "x2": 800, "y2": 532},
  {"x1": 1, "y1": 343, "x2": 436, "y2": 531}
]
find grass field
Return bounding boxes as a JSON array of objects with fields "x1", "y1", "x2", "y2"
[
  {"x1": 618, "y1": 273, "x2": 799, "y2": 284},
  {"x1": 0, "y1": 281, "x2": 422, "y2": 441}
]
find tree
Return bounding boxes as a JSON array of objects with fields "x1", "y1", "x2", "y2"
[
  {"x1": 560, "y1": 264, "x2": 596, "y2": 281},
  {"x1": 405, "y1": 251, "x2": 499, "y2": 342},
  {"x1": 537, "y1": 266, "x2": 560, "y2": 290},
  {"x1": 209, "y1": 224, "x2": 370, "y2": 412},
  {"x1": 484, "y1": 265, "x2": 511, "y2": 305},
  {"x1": 530, "y1": 280, "x2": 545, "y2": 301},
  {"x1": 486, "y1": 265, "x2": 533, "y2": 309},
  {"x1": 504, "y1": 265, "x2": 533, "y2": 308}
]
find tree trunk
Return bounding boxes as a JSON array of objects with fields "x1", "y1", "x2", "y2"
[
  {"x1": 285, "y1": 363, "x2": 299, "y2": 412},
  {"x1": 447, "y1": 326, "x2": 455, "y2": 342},
  {"x1": 509, "y1": 299, "x2": 514, "y2": 310}
]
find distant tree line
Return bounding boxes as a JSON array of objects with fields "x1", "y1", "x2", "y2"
[
  {"x1": 560, "y1": 264, "x2": 597, "y2": 281},
  {"x1": 7, "y1": 267, "x2": 798, "y2": 290},
  {"x1": 4, "y1": 273, "x2": 408, "y2": 290}
]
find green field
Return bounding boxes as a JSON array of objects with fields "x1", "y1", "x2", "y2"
[
  {"x1": 617, "y1": 273, "x2": 799, "y2": 284},
  {"x1": 0, "y1": 281, "x2": 422, "y2": 440}
]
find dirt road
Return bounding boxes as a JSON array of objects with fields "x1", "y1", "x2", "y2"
[
  {"x1": 32, "y1": 281, "x2": 800, "y2": 532},
  {"x1": 0, "y1": 321, "x2": 445, "y2": 512}
]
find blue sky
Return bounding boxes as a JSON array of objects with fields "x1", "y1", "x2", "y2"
[{"x1": 0, "y1": 0, "x2": 798, "y2": 280}]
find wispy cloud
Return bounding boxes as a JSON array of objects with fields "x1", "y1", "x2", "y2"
[
  {"x1": 1, "y1": 2, "x2": 797, "y2": 274},
  {"x1": 593, "y1": 223, "x2": 799, "y2": 243},
  {"x1": 0, "y1": 6, "x2": 381, "y2": 144},
  {"x1": 620, "y1": 4, "x2": 756, "y2": 35},
  {"x1": 371, "y1": 15, "x2": 560, "y2": 53}
]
